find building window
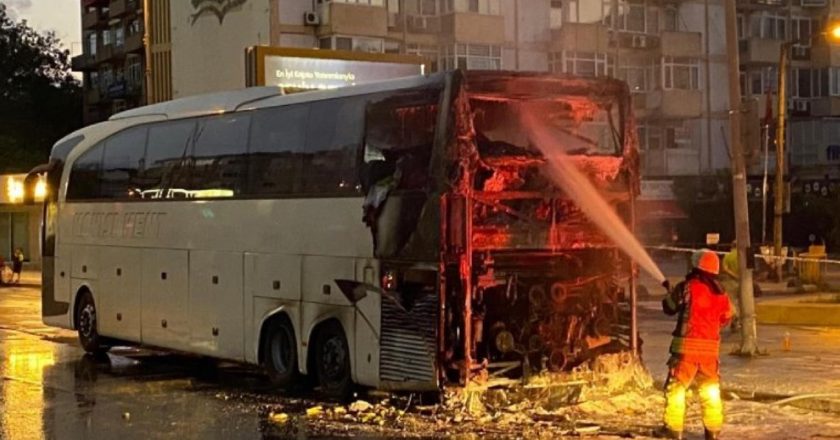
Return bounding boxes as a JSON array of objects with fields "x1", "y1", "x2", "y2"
[
  {"x1": 749, "y1": 67, "x2": 778, "y2": 96},
  {"x1": 320, "y1": 35, "x2": 384, "y2": 53},
  {"x1": 793, "y1": 68, "x2": 829, "y2": 99},
  {"x1": 102, "y1": 28, "x2": 112, "y2": 46},
  {"x1": 792, "y1": 17, "x2": 819, "y2": 46},
  {"x1": 317, "y1": 0, "x2": 385, "y2": 5},
  {"x1": 550, "y1": 0, "x2": 562, "y2": 29},
  {"x1": 87, "y1": 32, "x2": 97, "y2": 56},
  {"x1": 439, "y1": 0, "x2": 500, "y2": 14},
  {"x1": 662, "y1": 57, "x2": 699, "y2": 90},
  {"x1": 127, "y1": 59, "x2": 143, "y2": 89},
  {"x1": 749, "y1": 12, "x2": 786, "y2": 40},
  {"x1": 612, "y1": 0, "x2": 659, "y2": 34},
  {"x1": 827, "y1": 145, "x2": 840, "y2": 162},
  {"x1": 663, "y1": 7, "x2": 678, "y2": 32},
  {"x1": 442, "y1": 44, "x2": 501, "y2": 70},
  {"x1": 829, "y1": 68, "x2": 840, "y2": 97},
  {"x1": 619, "y1": 65, "x2": 652, "y2": 93},
  {"x1": 114, "y1": 25, "x2": 125, "y2": 47},
  {"x1": 552, "y1": 51, "x2": 613, "y2": 78},
  {"x1": 562, "y1": 0, "x2": 612, "y2": 25},
  {"x1": 737, "y1": 14, "x2": 746, "y2": 40},
  {"x1": 407, "y1": 43, "x2": 439, "y2": 71},
  {"x1": 128, "y1": 19, "x2": 142, "y2": 36}
]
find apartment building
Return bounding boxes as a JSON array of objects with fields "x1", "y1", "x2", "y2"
[
  {"x1": 168, "y1": 0, "x2": 551, "y2": 98},
  {"x1": 552, "y1": 1, "x2": 732, "y2": 177},
  {"x1": 71, "y1": 0, "x2": 146, "y2": 124},
  {"x1": 737, "y1": 0, "x2": 840, "y2": 185}
]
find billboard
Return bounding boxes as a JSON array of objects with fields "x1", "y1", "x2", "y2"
[{"x1": 246, "y1": 46, "x2": 426, "y2": 91}]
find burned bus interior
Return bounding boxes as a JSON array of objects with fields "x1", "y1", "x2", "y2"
[{"x1": 361, "y1": 71, "x2": 638, "y2": 387}]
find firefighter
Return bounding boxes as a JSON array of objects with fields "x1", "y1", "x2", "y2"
[{"x1": 655, "y1": 249, "x2": 733, "y2": 440}]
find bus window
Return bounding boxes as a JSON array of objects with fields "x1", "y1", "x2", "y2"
[
  {"x1": 303, "y1": 97, "x2": 365, "y2": 196},
  {"x1": 101, "y1": 127, "x2": 148, "y2": 199},
  {"x1": 66, "y1": 143, "x2": 105, "y2": 200},
  {"x1": 141, "y1": 120, "x2": 197, "y2": 198},
  {"x1": 246, "y1": 104, "x2": 309, "y2": 196},
  {"x1": 190, "y1": 113, "x2": 250, "y2": 198},
  {"x1": 362, "y1": 96, "x2": 438, "y2": 193}
]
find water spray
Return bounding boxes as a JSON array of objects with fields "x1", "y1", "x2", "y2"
[{"x1": 521, "y1": 108, "x2": 666, "y2": 284}]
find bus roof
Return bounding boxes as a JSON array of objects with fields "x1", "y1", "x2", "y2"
[{"x1": 109, "y1": 74, "x2": 448, "y2": 122}]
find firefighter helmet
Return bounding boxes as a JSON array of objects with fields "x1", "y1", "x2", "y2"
[{"x1": 692, "y1": 249, "x2": 720, "y2": 275}]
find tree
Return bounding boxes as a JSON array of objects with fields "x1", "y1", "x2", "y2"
[{"x1": 0, "y1": 3, "x2": 82, "y2": 173}]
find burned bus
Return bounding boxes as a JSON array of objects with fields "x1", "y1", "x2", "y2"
[{"x1": 34, "y1": 70, "x2": 638, "y2": 396}]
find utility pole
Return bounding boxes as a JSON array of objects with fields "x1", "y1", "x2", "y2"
[
  {"x1": 724, "y1": 0, "x2": 759, "y2": 355},
  {"x1": 774, "y1": 43, "x2": 791, "y2": 282}
]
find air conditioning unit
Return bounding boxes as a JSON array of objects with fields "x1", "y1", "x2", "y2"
[
  {"x1": 793, "y1": 100, "x2": 810, "y2": 113},
  {"x1": 792, "y1": 45, "x2": 811, "y2": 60},
  {"x1": 304, "y1": 11, "x2": 320, "y2": 26},
  {"x1": 409, "y1": 15, "x2": 428, "y2": 31},
  {"x1": 631, "y1": 35, "x2": 649, "y2": 49}
]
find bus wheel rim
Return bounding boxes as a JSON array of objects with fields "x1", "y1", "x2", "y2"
[
  {"x1": 322, "y1": 337, "x2": 346, "y2": 380},
  {"x1": 80, "y1": 304, "x2": 95, "y2": 338}
]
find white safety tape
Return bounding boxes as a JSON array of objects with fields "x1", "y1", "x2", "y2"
[{"x1": 646, "y1": 245, "x2": 840, "y2": 267}]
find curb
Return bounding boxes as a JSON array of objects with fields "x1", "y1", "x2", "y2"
[{"x1": 756, "y1": 295, "x2": 840, "y2": 326}]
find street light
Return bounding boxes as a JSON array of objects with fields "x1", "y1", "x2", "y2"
[{"x1": 772, "y1": 23, "x2": 840, "y2": 280}]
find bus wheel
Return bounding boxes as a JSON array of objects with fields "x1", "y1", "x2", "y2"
[
  {"x1": 262, "y1": 316, "x2": 303, "y2": 389},
  {"x1": 76, "y1": 291, "x2": 107, "y2": 354},
  {"x1": 315, "y1": 321, "x2": 353, "y2": 400}
]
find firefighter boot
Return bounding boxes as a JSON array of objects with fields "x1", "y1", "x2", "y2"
[
  {"x1": 652, "y1": 425, "x2": 684, "y2": 439},
  {"x1": 705, "y1": 429, "x2": 721, "y2": 440}
]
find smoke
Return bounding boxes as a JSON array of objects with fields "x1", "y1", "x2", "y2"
[{"x1": 521, "y1": 107, "x2": 666, "y2": 283}]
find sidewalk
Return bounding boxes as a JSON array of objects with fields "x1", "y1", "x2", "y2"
[{"x1": 639, "y1": 300, "x2": 840, "y2": 405}]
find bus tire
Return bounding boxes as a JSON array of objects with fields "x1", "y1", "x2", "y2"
[
  {"x1": 315, "y1": 321, "x2": 353, "y2": 400},
  {"x1": 75, "y1": 291, "x2": 107, "y2": 354},
  {"x1": 262, "y1": 315, "x2": 304, "y2": 389}
]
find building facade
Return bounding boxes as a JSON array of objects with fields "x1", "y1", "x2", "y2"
[
  {"x1": 0, "y1": 175, "x2": 42, "y2": 268},
  {"x1": 736, "y1": 0, "x2": 840, "y2": 185},
  {"x1": 72, "y1": 0, "x2": 147, "y2": 124}
]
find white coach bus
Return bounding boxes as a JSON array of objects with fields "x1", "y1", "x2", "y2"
[{"x1": 33, "y1": 70, "x2": 640, "y2": 397}]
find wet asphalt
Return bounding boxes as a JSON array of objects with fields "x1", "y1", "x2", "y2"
[{"x1": 0, "y1": 283, "x2": 329, "y2": 440}]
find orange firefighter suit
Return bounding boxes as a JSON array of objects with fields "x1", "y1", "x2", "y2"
[{"x1": 661, "y1": 251, "x2": 733, "y2": 438}]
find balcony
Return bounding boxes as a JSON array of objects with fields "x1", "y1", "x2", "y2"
[
  {"x1": 811, "y1": 97, "x2": 840, "y2": 117},
  {"x1": 82, "y1": 8, "x2": 106, "y2": 29},
  {"x1": 551, "y1": 22, "x2": 610, "y2": 53},
  {"x1": 439, "y1": 13, "x2": 505, "y2": 45},
  {"x1": 71, "y1": 53, "x2": 97, "y2": 71},
  {"x1": 647, "y1": 89, "x2": 704, "y2": 119},
  {"x1": 811, "y1": 44, "x2": 840, "y2": 67},
  {"x1": 125, "y1": 32, "x2": 144, "y2": 53},
  {"x1": 661, "y1": 31, "x2": 702, "y2": 57},
  {"x1": 109, "y1": 0, "x2": 127, "y2": 18},
  {"x1": 95, "y1": 44, "x2": 114, "y2": 63},
  {"x1": 318, "y1": 2, "x2": 387, "y2": 38},
  {"x1": 739, "y1": 38, "x2": 783, "y2": 64}
]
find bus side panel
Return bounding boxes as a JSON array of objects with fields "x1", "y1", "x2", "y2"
[
  {"x1": 42, "y1": 244, "x2": 73, "y2": 329},
  {"x1": 300, "y1": 255, "x2": 358, "y2": 377},
  {"x1": 188, "y1": 250, "x2": 244, "y2": 360},
  {"x1": 71, "y1": 244, "x2": 99, "y2": 281},
  {"x1": 354, "y1": 259, "x2": 381, "y2": 387},
  {"x1": 98, "y1": 246, "x2": 143, "y2": 342},
  {"x1": 244, "y1": 253, "x2": 303, "y2": 365},
  {"x1": 141, "y1": 249, "x2": 189, "y2": 350}
]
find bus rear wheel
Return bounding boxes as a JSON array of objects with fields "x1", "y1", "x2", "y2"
[
  {"x1": 262, "y1": 316, "x2": 304, "y2": 390},
  {"x1": 315, "y1": 321, "x2": 353, "y2": 400},
  {"x1": 76, "y1": 291, "x2": 107, "y2": 354}
]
